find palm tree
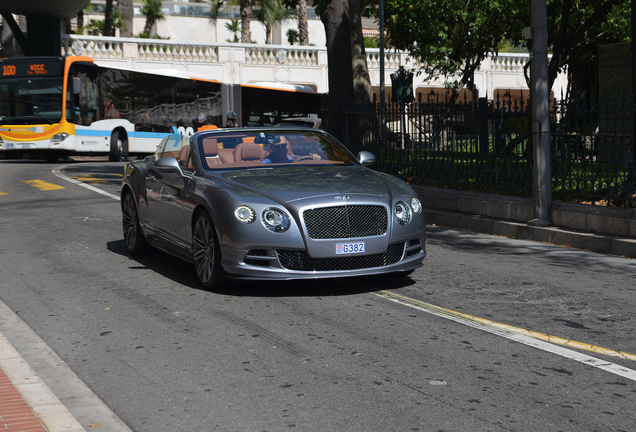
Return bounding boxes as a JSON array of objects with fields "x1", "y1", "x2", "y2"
[
  {"x1": 226, "y1": 19, "x2": 241, "y2": 42},
  {"x1": 297, "y1": 0, "x2": 308, "y2": 45},
  {"x1": 209, "y1": 0, "x2": 253, "y2": 44},
  {"x1": 141, "y1": 0, "x2": 165, "y2": 36},
  {"x1": 254, "y1": 0, "x2": 295, "y2": 44},
  {"x1": 81, "y1": 9, "x2": 126, "y2": 36},
  {"x1": 286, "y1": 28, "x2": 299, "y2": 45},
  {"x1": 119, "y1": 0, "x2": 134, "y2": 38},
  {"x1": 104, "y1": 0, "x2": 114, "y2": 36},
  {"x1": 240, "y1": 0, "x2": 255, "y2": 43}
]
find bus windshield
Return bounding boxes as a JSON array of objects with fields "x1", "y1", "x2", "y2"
[{"x1": 0, "y1": 77, "x2": 64, "y2": 125}]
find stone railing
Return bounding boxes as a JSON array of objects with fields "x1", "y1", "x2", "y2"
[{"x1": 61, "y1": 35, "x2": 566, "y2": 99}]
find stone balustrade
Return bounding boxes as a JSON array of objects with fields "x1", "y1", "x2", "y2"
[{"x1": 61, "y1": 35, "x2": 566, "y2": 100}]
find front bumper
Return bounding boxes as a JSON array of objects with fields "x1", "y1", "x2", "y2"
[{"x1": 220, "y1": 238, "x2": 426, "y2": 280}]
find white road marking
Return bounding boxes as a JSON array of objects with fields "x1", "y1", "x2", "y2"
[
  {"x1": 53, "y1": 166, "x2": 120, "y2": 201},
  {"x1": 376, "y1": 291, "x2": 636, "y2": 382}
]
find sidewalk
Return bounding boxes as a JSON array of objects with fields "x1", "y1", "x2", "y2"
[{"x1": 0, "y1": 302, "x2": 132, "y2": 432}]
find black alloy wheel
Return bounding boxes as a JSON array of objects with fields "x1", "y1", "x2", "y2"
[
  {"x1": 122, "y1": 192, "x2": 150, "y2": 255},
  {"x1": 193, "y1": 212, "x2": 226, "y2": 288}
]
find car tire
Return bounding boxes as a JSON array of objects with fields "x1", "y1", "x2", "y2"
[
  {"x1": 193, "y1": 212, "x2": 226, "y2": 289},
  {"x1": 122, "y1": 192, "x2": 151, "y2": 255}
]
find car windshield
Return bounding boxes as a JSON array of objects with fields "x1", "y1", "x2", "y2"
[{"x1": 193, "y1": 130, "x2": 357, "y2": 170}]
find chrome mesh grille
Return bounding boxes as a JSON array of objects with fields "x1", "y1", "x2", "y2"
[
  {"x1": 303, "y1": 205, "x2": 387, "y2": 239},
  {"x1": 277, "y1": 243, "x2": 404, "y2": 272}
]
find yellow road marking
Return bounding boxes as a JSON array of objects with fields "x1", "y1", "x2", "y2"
[
  {"x1": 22, "y1": 179, "x2": 65, "y2": 191},
  {"x1": 376, "y1": 291, "x2": 636, "y2": 362},
  {"x1": 70, "y1": 175, "x2": 109, "y2": 185},
  {"x1": 0, "y1": 191, "x2": 7, "y2": 195}
]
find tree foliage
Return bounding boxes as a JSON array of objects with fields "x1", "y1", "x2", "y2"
[
  {"x1": 140, "y1": 0, "x2": 166, "y2": 36},
  {"x1": 380, "y1": 0, "x2": 630, "y2": 101},
  {"x1": 383, "y1": 0, "x2": 526, "y2": 102},
  {"x1": 542, "y1": 0, "x2": 630, "y2": 99},
  {"x1": 254, "y1": 0, "x2": 296, "y2": 44}
]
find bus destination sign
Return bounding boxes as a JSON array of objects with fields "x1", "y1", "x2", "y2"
[{"x1": 1, "y1": 60, "x2": 64, "y2": 77}]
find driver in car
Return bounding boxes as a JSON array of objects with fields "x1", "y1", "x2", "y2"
[{"x1": 262, "y1": 137, "x2": 293, "y2": 164}]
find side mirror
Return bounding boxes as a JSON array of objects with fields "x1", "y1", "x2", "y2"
[
  {"x1": 357, "y1": 150, "x2": 376, "y2": 166},
  {"x1": 72, "y1": 77, "x2": 82, "y2": 95},
  {"x1": 155, "y1": 156, "x2": 183, "y2": 175}
]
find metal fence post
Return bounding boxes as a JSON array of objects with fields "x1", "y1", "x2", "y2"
[{"x1": 529, "y1": 0, "x2": 552, "y2": 226}]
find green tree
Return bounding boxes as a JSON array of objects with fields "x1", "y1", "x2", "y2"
[
  {"x1": 226, "y1": 19, "x2": 241, "y2": 42},
  {"x1": 284, "y1": 0, "x2": 309, "y2": 45},
  {"x1": 254, "y1": 0, "x2": 295, "y2": 44},
  {"x1": 141, "y1": 0, "x2": 165, "y2": 36},
  {"x1": 254, "y1": 0, "x2": 296, "y2": 44},
  {"x1": 382, "y1": 0, "x2": 630, "y2": 102},
  {"x1": 542, "y1": 0, "x2": 630, "y2": 99},
  {"x1": 287, "y1": 28, "x2": 299, "y2": 45},
  {"x1": 81, "y1": 8, "x2": 126, "y2": 36},
  {"x1": 383, "y1": 0, "x2": 526, "y2": 103}
]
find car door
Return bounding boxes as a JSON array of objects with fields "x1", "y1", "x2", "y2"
[{"x1": 145, "y1": 155, "x2": 193, "y2": 247}]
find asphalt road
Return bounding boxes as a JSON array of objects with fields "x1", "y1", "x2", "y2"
[{"x1": 1, "y1": 159, "x2": 635, "y2": 432}]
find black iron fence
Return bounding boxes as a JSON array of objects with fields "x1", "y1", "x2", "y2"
[{"x1": 342, "y1": 93, "x2": 636, "y2": 207}]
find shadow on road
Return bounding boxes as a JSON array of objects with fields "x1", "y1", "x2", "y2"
[{"x1": 107, "y1": 239, "x2": 416, "y2": 297}]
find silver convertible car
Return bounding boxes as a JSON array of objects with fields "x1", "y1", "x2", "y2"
[{"x1": 120, "y1": 128, "x2": 426, "y2": 288}]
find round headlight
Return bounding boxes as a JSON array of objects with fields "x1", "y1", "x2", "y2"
[
  {"x1": 261, "y1": 208, "x2": 290, "y2": 232},
  {"x1": 395, "y1": 202, "x2": 412, "y2": 225},
  {"x1": 411, "y1": 197, "x2": 422, "y2": 214},
  {"x1": 234, "y1": 205, "x2": 256, "y2": 223}
]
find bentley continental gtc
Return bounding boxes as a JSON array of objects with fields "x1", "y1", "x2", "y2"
[{"x1": 120, "y1": 128, "x2": 426, "y2": 288}]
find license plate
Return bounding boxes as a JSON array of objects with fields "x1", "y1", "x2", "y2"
[{"x1": 336, "y1": 241, "x2": 365, "y2": 255}]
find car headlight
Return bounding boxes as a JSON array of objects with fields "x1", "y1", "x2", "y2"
[
  {"x1": 261, "y1": 208, "x2": 290, "y2": 232},
  {"x1": 395, "y1": 201, "x2": 412, "y2": 225},
  {"x1": 411, "y1": 197, "x2": 422, "y2": 214},
  {"x1": 234, "y1": 205, "x2": 256, "y2": 224},
  {"x1": 51, "y1": 133, "x2": 69, "y2": 143}
]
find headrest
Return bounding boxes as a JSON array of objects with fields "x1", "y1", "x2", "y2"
[
  {"x1": 238, "y1": 143, "x2": 263, "y2": 161},
  {"x1": 178, "y1": 145, "x2": 190, "y2": 160},
  {"x1": 201, "y1": 137, "x2": 219, "y2": 156}
]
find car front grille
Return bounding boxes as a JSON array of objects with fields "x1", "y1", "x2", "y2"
[
  {"x1": 303, "y1": 205, "x2": 387, "y2": 239},
  {"x1": 277, "y1": 243, "x2": 404, "y2": 271}
]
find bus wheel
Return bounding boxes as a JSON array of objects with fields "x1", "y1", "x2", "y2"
[{"x1": 109, "y1": 131, "x2": 122, "y2": 162}]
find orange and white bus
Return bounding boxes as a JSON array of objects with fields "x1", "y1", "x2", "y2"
[{"x1": 0, "y1": 56, "x2": 322, "y2": 161}]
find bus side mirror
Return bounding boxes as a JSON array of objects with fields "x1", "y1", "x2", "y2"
[{"x1": 73, "y1": 77, "x2": 82, "y2": 95}]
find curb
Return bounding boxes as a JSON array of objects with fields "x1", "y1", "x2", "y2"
[
  {"x1": 424, "y1": 208, "x2": 636, "y2": 259},
  {"x1": 0, "y1": 301, "x2": 133, "y2": 432}
]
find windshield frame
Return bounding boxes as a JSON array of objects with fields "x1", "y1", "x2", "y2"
[{"x1": 192, "y1": 128, "x2": 360, "y2": 172}]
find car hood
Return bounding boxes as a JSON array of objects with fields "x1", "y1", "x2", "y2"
[{"x1": 213, "y1": 165, "x2": 397, "y2": 204}]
